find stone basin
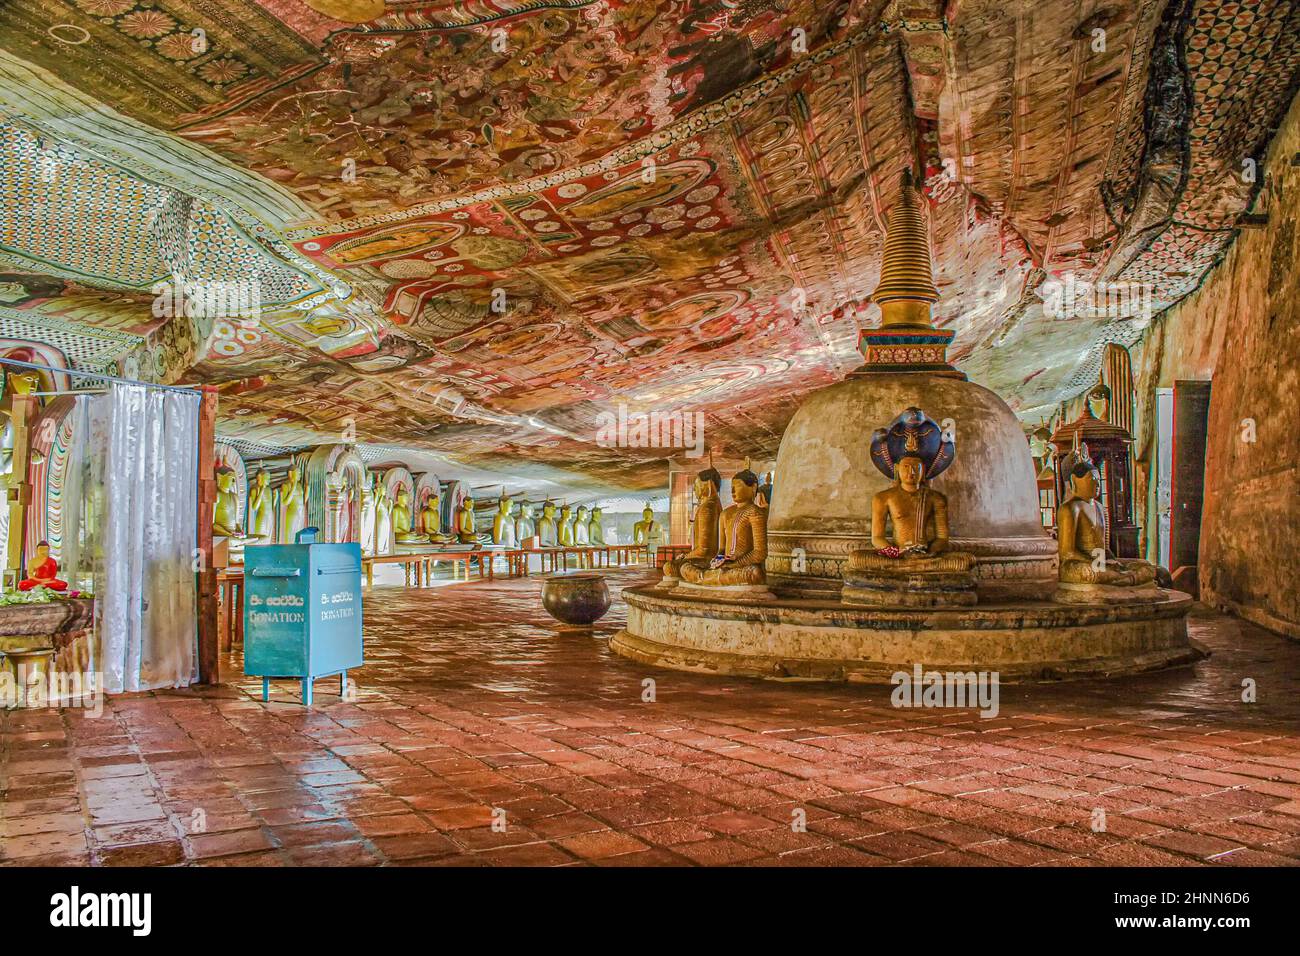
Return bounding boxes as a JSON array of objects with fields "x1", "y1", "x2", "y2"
[{"x1": 541, "y1": 573, "x2": 612, "y2": 628}]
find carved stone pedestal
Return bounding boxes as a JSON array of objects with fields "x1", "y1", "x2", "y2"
[
  {"x1": 674, "y1": 582, "x2": 775, "y2": 603},
  {"x1": 842, "y1": 568, "x2": 977, "y2": 607},
  {"x1": 1053, "y1": 583, "x2": 1165, "y2": 606}
]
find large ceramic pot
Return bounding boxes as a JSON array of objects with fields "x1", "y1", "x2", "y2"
[{"x1": 541, "y1": 573, "x2": 611, "y2": 627}]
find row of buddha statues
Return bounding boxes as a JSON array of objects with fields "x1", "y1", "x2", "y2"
[
  {"x1": 212, "y1": 466, "x2": 304, "y2": 544},
  {"x1": 388, "y1": 492, "x2": 612, "y2": 550},
  {"x1": 216, "y1": 459, "x2": 666, "y2": 556},
  {"x1": 660, "y1": 407, "x2": 1165, "y2": 607}
]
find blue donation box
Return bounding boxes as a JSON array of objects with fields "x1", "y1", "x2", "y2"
[{"x1": 243, "y1": 528, "x2": 363, "y2": 705}]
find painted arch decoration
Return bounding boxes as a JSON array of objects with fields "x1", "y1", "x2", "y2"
[{"x1": 305, "y1": 443, "x2": 367, "y2": 543}]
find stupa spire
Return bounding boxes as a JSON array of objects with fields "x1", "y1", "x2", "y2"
[
  {"x1": 871, "y1": 169, "x2": 940, "y2": 329},
  {"x1": 851, "y1": 168, "x2": 964, "y2": 380}
]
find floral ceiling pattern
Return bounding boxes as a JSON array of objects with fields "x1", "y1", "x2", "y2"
[{"x1": 0, "y1": 0, "x2": 1297, "y2": 492}]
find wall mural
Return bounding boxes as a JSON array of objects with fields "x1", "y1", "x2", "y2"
[{"x1": 1, "y1": 0, "x2": 1297, "y2": 494}]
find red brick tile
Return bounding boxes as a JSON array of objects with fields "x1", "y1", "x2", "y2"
[
  {"x1": 7, "y1": 571, "x2": 1300, "y2": 870},
  {"x1": 558, "y1": 830, "x2": 649, "y2": 860}
]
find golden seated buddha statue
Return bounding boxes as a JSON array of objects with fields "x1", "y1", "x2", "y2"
[
  {"x1": 419, "y1": 492, "x2": 453, "y2": 543},
  {"x1": 842, "y1": 408, "x2": 976, "y2": 607},
  {"x1": 661, "y1": 467, "x2": 722, "y2": 587},
  {"x1": 213, "y1": 469, "x2": 264, "y2": 553},
  {"x1": 678, "y1": 467, "x2": 772, "y2": 598},
  {"x1": 393, "y1": 489, "x2": 431, "y2": 545},
  {"x1": 457, "y1": 495, "x2": 489, "y2": 545},
  {"x1": 1054, "y1": 441, "x2": 1161, "y2": 604},
  {"x1": 558, "y1": 504, "x2": 575, "y2": 547},
  {"x1": 632, "y1": 505, "x2": 659, "y2": 546}
]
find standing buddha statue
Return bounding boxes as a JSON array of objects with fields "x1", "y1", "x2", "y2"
[{"x1": 373, "y1": 483, "x2": 392, "y2": 554}]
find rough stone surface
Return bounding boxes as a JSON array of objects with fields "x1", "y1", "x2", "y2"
[
  {"x1": 614, "y1": 584, "x2": 1198, "y2": 682},
  {"x1": 765, "y1": 372, "x2": 1056, "y2": 593},
  {"x1": 1134, "y1": 91, "x2": 1300, "y2": 640}
]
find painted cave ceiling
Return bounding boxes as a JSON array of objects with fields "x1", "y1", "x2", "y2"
[{"x1": 1, "y1": 0, "x2": 1298, "y2": 493}]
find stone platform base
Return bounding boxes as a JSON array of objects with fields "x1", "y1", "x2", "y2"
[
  {"x1": 673, "y1": 581, "x2": 775, "y2": 602},
  {"x1": 841, "y1": 568, "x2": 977, "y2": 608},
  {"x1": 1053, "y1": 583, "x2": 1164, "y2": 605},
  {"x1": 610, "y1": 585, "x2": 1203, "y2": 684}
]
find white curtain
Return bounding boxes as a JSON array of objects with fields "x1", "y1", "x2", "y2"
[{"x1": 89, "y1": 383, "x2": 201, "y2": 693}]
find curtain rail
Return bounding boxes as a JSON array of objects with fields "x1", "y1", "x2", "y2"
[{"x1": 0, "y1": 356, "x2": 202, "y2": 394}]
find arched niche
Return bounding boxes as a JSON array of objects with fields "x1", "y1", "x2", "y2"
[
  {"x1": 380, "y1": 466, "x2": 415, "y2": 505},
  {"x1": 214, "y1": 442, "x2": 249, "y2": 532},
  {"x1": 0, "y1": 342, "x2": 71, "y2": 395},
  {"x1": 305, "y1": 443, "x2": 366, "y2": 543},
  {"x1": 442, "y1": 479, "x2": 465, "y2": 534},
  {"x1": 413, "y1": 471, "x2": 442, "y2": 535}
]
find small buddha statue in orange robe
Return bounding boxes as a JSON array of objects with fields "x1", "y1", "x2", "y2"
[{"x1": 19, "y1": 541, "x2": 67, "y2": 592}]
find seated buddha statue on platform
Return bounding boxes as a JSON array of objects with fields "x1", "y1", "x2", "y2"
[
  {"x1": 661, "y1": 467, "x2": 722, "y2": 588},
  {"x1": 515, "y1": 501, "x2": 535, "y2": 544},
  {"x1": 632, "y1": 505, "x2": 659, "y2": 546},
  {"x1": 19, "y1": 540, "x2": 67, "y2": 592},
  {"x1": 457, "y1": 495, "x2": 489, "y2": 545},
  {"x1": 419, "y1": 491, "x2": 452, "y2": 543},
  {"x1": 493, "y1": 493, "x2": 517, "y2": 547},
  {"x1": 678, "y1": 468, "x2": 771, "y2": 597},
  {"x1": 574, "y1": 505, "x2": 590, "y2": 545},
  {"x1": 558, "y1": 504, "x2": 575, "y2": 547},
  {"x1": 588, "y1": 506, "x2": 605, "y2": 545},
  {"x1": 1054, "y1": 440, "x2": 1161, "y2": 604},
  {"x1": 212, "y1": 468, "x2": 244, "y2": 539},
  {"x1": 536, "y1": 501, "x2": 558, "y2": 547},
  {"x1": 213, "y1": 469, "x2": 265, "y2": 559},
  {"x1": 842, "y1": 408, "x2": 976, "y2": 607},
  {"x1": 393, "y1": 489, "x2": 431, "y2": 545}
]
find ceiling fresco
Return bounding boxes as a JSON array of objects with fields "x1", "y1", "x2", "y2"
[{"x1": 0, "y1": 0, "x2": 1297, "y2": 493}]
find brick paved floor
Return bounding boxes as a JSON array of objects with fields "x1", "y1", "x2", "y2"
[{"x1": 4, "y1": 569, "x2": 1300, "y2": 867}]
